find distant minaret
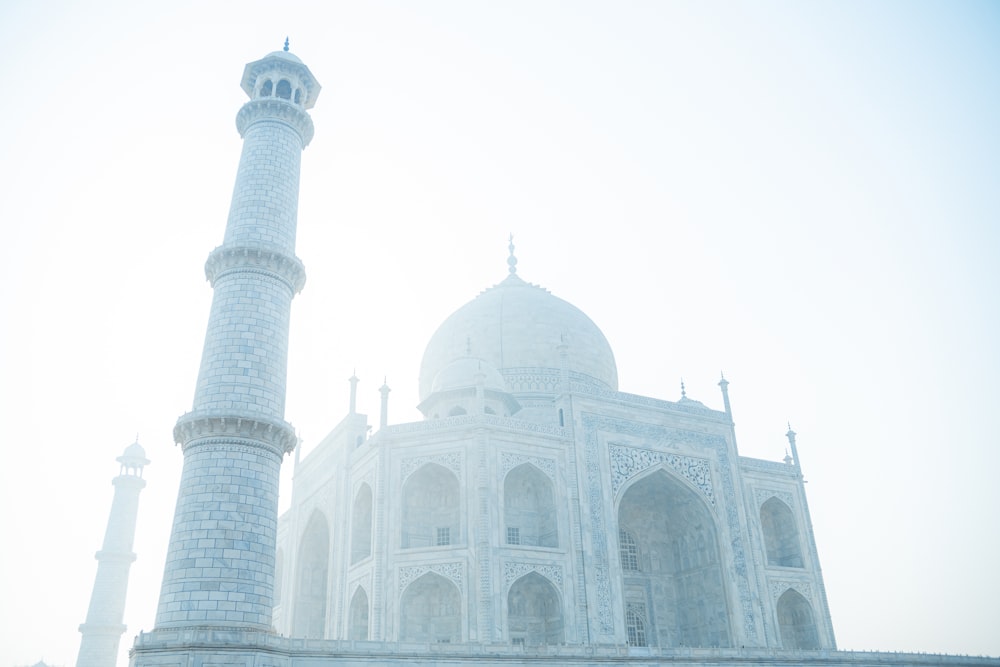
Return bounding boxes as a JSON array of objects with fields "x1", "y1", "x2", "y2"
[
  {"x1": 153, "y1": 46, "x2": 320, "y2": 631},
  {"x1": 77, "y1": 441, "x2": 149, "y2": 667}
]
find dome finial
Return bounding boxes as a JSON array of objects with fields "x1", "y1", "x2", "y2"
[
  {"x1": 680, "y1": 378, "x2": 687, "y2": 398},
  {"x1": 507, "y1": 233, "x2": 518, "y2": 275},
  {"x1": 283, "y1": 37, "x2": 290, "y2": 52}
]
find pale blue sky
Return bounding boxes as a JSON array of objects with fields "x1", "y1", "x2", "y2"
[{"x1": 1, "y1": 2, "x2": 998, "y2": 665}]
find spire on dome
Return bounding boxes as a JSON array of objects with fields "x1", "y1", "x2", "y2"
[
  {"x1": 283, "y1": 37, "x2": 290, "y2": 52},
  {"x1": 680, "y1": 379, "x2": 687, "y2": 399},
  {"x1": 507, "y1": 234, "x2": 518, "y2": 275}
]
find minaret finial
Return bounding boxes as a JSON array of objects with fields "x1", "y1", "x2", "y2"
[
  {"x1": 283, "y1": 37, "x2": 290, "y2": 52},
  {"x1": 718, "y1": 372, "x2": 732, "y2": 415},
  {"x1": 507, "y1": 233, "x2": 518, "y2": 275},
  {"x1": 680, "y1": 378, "x2": 686, "y2": 398},
  {"x1": 785, "y1": 423, "x2": 800, "y2": 469},
  {"x1": 379, "y1": 378, "x2": 391, "y2": 429}
]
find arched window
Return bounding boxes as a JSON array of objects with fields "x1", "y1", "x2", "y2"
[
  {"x1": 260, "y1": 79, "x2": 273, "y2": 97},
  {"x1": 401, "y1": 463, "x2": 460, "y2": 548},
  {"x1": 617, "y1": 470, "x2": 732, "y2": 648},
  {"x1": 626, "y1": 604, "x2": 647, "y2": 647},
  {"x1": 619, "y1": 528, "x2": 640, "y2": 571},
  {"x1": 761, "y1": 497, "x2": 804, "y2": 567},
  {"x1": 508, "y1": 572, "x2": 563, "y2": 645},
  {"x1": 399, "y1": 573, "x2": 461, "y2": 643},
  {"x1": 348, "y1": 587, "x2": 369, "y2": 640},
  {"x1": 276, "y1": 79, "x2": 292, "y2": 99},
  {"x1": 351, "y1": 484, "x2": 373, "y2": 564},
  {"x1": 504, "y1": 463, "x2": 557, "y2": 547},
  {"x1": 293, "y1": 511, "x2": 329, "y2": 639},
  {"x1": 777, "y1": 589, "x2": 820, "y2": 649}
]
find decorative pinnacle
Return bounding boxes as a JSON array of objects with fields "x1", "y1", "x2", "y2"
[
  {"x1": 507, "y1": 234, "x2": 518, "y2": 275},
  {"x1": 284, "y1": 37, "x2": 290, "y2": 52},
  {"x1": 680, "y1": 379, "x2": 687, "y2": 398}
]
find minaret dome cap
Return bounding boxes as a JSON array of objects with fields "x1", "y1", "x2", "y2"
[
  {"x1": 118, "y1": 440, "x2": 150, "y2": 468},
  {"x1": 241, "y1": 50, "x2": 321, "y2": 109}
]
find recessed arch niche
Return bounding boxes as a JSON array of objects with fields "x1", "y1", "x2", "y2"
[
  {"x1": 351, "y1": 483, "x2": 373, "y2": 564},
  {"x1": 504, "y1": 463, "x2": 557, "y2": 547},
  {"x1": 507, "y1": 571, "x2": 564, "y2": 646},
  {"x1": 761, "y1": 496, "x2": 803, "y2": 567},
  {"x1": 777, "y1": 588, "x2": 820, "y2": 649},
  {"x1": 348, "y1": 586, "x2": 369, "y2": 640},
  {"x1": 399, "y1": 572, "x2": 461, "y2": 643},
  {"x1": 617, "y1": 469, "x2": 732, "y2": 648},
  {"x1": 401, "y1": 463, "x2": 460, "y2": 548},
  {"x1": 292, "y1": 510, "x2": 329, "y2": 639}
]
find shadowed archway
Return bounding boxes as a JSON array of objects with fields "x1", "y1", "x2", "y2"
[{"x1": 617, "y1": 469, "x2": 732, "y2": 648}]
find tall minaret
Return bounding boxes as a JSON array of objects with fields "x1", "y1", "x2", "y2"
[
  {"x1": 77, "y1": 441, "x2": 149, "y2": 667},
  {"x1": 153, "y1": 45, "x2": 320, "y2": 631}
]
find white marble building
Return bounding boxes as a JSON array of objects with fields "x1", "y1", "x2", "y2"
[
  {"x1": 129, "y1": 46, "x2": 1000, "y2": 667},
  {"x1": 272, "y1": 244, "x2": 836, "y2": 651}
]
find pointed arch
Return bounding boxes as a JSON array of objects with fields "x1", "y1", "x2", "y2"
[
  {"x1": 293, "y1": 510, "x2": 329, "y2": 639},
  {"x1": 761, "y1": 497, "x2": 803, "y2": 567},
  {"x1": 777, "y1": 589, "x2": 820, "y2": 649},
  {"x1": 399, "y1": 572, "x2": 461, "y2": 643},
  {"x1": 402, "y1": 463, "x2": 460, "y2": 548},
  {"x1": 351, "y1": 483, "x2": 373, "y2": 564},
  {"x1": 504, "y1": 463, "x2": 557, "y2": 547},
  {"x1": 348, "y1": 586, "x2": 369, "y2": 640},
  {"x1": 507, "y1": 572, "x2": 563, "y2": 646},
  {"x1": 617, "y1": 468, "x2": 732, "y2": 648}
]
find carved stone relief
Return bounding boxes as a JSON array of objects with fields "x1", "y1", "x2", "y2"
[
  {"x1": 500, "y1": 451, "x2": 557, "y2": 482},
  {"x1": 609, "y1": 443, "x2": 716, "y2": 507},
  {"x1": 397, "y1": 561, "x2": 464, "y2": 594},
  {"x1": 400, "y1": 451, "x2": 463, "y2": 481},
  {"x1": 502, "y1": 561, "x2": 564, "y2": 592}
]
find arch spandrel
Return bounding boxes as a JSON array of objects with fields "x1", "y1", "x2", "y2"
[{"x1": 609, "y1": 443, "x2": 717, "y2": 510}]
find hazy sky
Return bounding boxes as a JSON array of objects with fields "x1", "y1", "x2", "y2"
[{"x1": 1, "y1": 2, "x2": 998, "y2": 665}]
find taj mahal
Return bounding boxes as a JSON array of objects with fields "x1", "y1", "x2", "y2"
[{"x1": 71, "y1": 46, "x2": 998, "y2": 667}]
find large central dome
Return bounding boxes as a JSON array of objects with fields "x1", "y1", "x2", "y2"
[{"x1": 418, "y1": 272, "x2": 618, "y2": 401}]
